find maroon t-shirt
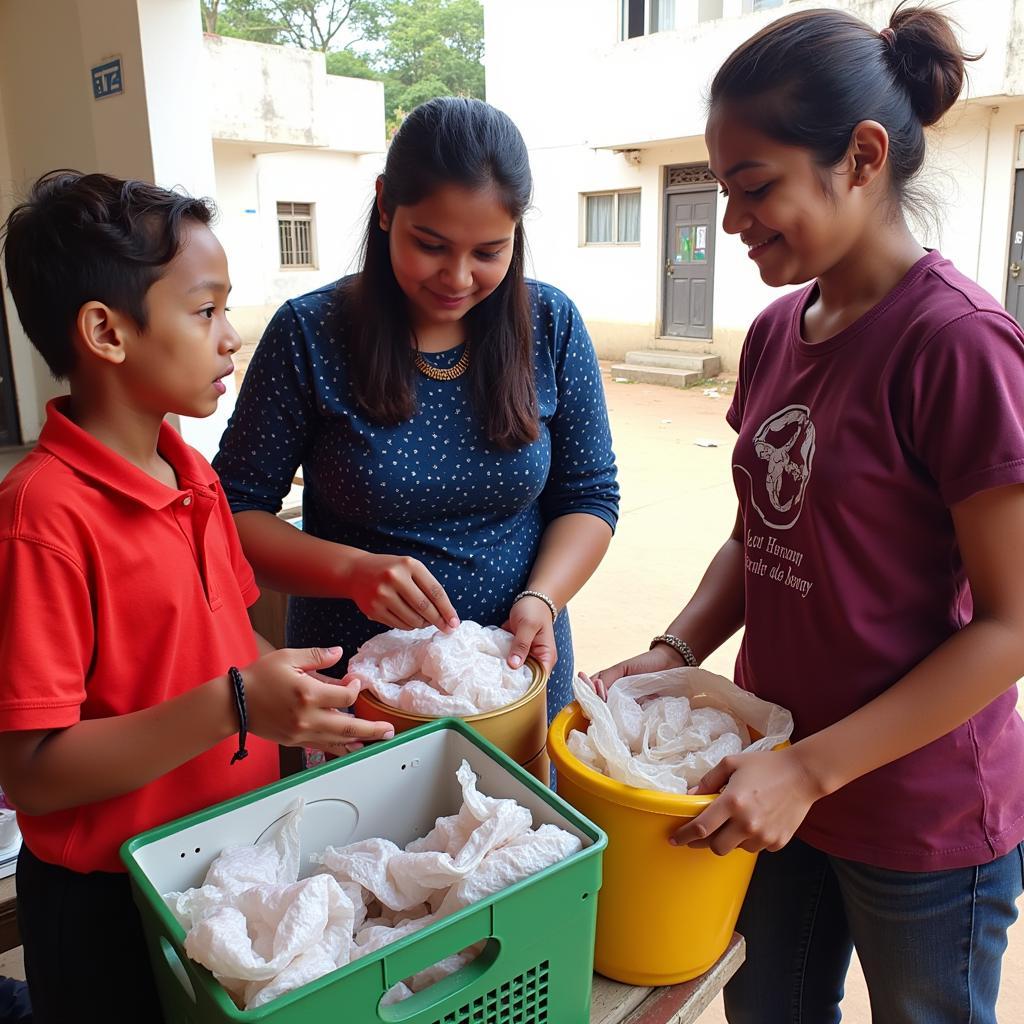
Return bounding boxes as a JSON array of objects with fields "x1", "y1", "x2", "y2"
[{"x1": 727, "y1": 250, "x2": 1024, "y2": 870}]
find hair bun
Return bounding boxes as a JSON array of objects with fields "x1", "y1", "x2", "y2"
[{"x1": 886, "y1": 5, "x2": 976, "y2": 127}]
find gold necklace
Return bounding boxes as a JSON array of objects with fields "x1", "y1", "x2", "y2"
[{"x1": 414, "y1": 345, "x2": 470, "y2": 381}]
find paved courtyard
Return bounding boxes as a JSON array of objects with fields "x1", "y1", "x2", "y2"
[{"x1": 569, "y1": 366, "x2": 1024, "y2": 1023}]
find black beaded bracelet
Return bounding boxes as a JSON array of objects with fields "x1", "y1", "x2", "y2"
[{"x1": 227, "y1": 666, "x2": 249, "y2": 765}]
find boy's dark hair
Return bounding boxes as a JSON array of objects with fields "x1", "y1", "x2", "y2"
[
  {"x1": 347, "y1": 96, "x2": 538, "y2": 451},
  {"x1": 1, "y1": 170, "x2": 214, "y2": 379},
  {"x1": 710, "y1": 2, "x2": 978, "y2": 210}
]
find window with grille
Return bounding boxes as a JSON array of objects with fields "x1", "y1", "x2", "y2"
[
  {"x1": 277, "y1": 202, "x2": 316, "y2": 269},
  {"x1": 582, "y1": 191, "x2": 641, "y2": 245}
]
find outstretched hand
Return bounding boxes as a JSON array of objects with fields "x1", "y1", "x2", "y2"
[
  {"x1": 243, "y1": 645, "x2": 395, "y2": 755},
  {"x1": 671, "y1": 747, "x2": 825, "y2": 855}
]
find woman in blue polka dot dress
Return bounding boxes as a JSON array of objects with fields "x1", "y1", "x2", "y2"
[{"x1": 213, "y1": 97, "x2": 619, "y2": 732}]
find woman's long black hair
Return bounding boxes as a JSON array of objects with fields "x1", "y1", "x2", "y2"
[{"x1": 344, "y1": 97, "x2": 538, "y2": 451}]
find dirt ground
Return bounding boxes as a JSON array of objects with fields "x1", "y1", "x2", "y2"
[{"x1": 568, "y1": 364, "x2": 1024, "y2": 1023}]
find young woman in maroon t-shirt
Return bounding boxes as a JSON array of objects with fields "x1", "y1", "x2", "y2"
[{"x1": 597, "y1": 5, "x2": 1024, "y2": 1022}]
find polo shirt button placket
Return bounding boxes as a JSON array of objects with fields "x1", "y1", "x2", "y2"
[{"x1": 182, "y1": 495, "x2": 192, "y2": 507}]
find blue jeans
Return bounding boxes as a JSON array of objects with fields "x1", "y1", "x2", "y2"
[{"x1": 724, "y1": 838, "x2": 1024, "y2": 1024}]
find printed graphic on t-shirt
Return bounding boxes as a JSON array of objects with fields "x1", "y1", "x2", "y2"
[{"x1": 743, "y1": 404, "x2": 816, "y2": 530}]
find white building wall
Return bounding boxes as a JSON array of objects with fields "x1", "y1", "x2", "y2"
[
  {"x1": 203, "y1": 35, "x2": 387, "y2": 347},
  {"x1": 214, "y1": 144, "x2": 384, "y2": 342},
  {"x1": 486, "y1": 0, "x2": 1023, "y2": 369},
  {"x1": 204, "y1": 36, "x2": 385, "y2": 155}
]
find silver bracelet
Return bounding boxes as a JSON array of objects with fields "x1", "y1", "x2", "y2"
[
  {"x1": 650, "y1": 634, "x2": 698, "y2": 667},
  {"x1": 514, "y1": 589, "x2": 558, "y2": 622}
]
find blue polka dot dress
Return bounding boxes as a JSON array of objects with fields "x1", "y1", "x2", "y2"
[{"x1": 214, "y1": 279, "x2": 620, "y2": 720}]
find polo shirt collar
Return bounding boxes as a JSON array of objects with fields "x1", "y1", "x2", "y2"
[{"x1": 37, "y1": 397, "x2": 218, "y2": 510}]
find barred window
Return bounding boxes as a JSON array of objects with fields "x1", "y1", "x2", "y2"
[{"x1": 277, "y1": 202, "x2": 316, "y2": 269}]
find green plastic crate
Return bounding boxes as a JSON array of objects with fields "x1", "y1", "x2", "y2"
[{"x1": 121, "y1": 718, "x2": 606, "y2": 1024}]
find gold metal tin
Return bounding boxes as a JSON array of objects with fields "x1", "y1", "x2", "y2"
[{"x1": 353, "y1": 657, "x2": 548, "y2": 768}]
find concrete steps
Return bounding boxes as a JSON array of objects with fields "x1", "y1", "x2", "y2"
[{"x1": 609, "y1": 348, "x2": 721, "y2": 389}]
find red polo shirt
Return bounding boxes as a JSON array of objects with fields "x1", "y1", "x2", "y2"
[{"x1": 0, "y1": 398, "x2": 278, "y2": 873}]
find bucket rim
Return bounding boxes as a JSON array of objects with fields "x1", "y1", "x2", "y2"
[
  {"x1": 354, "y1": 656, "x2": 547, "y2": 724},
  {"x1": 547, "y1": 701, "x2": 720, "y2": 816}
]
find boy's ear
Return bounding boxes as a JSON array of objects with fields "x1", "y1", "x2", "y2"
[{"x1": 75, "y1": 301, "x2": 132, "y2": 366}]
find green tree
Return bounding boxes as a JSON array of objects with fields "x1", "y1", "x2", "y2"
[
  {"x1": 202, "y1": 0, "x2": 378, "y2": 51},
  {"x1": 366, "y1": 0, "x2": 484, "y2": 129},
  {"x1": 324, "y1": 48, "x2": 378, "y2": 80},
  {"x1": 201, "y1": 1, "x2": 287, "y2": 44}
]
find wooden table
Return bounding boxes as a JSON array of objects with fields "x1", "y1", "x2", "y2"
[{"x1": 590, "y1": 935, "x2": 745, "y2": 1024}]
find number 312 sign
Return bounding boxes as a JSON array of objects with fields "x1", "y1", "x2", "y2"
[{"x1": 91, "y1": 58, "x2": 123, "y2": 100}]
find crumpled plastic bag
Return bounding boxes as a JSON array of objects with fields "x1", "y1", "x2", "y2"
[
  {"x1": 166, "y1": 761, "x2": 581, "y2": 1010},
  {"x1": 570, "y1": 667, "x2": 794, "y2": 793},
  {"x1": 349, "y1": 621, "x2": 532, "y2": 716},
  {"x1": 313, "y1": 762, "x2": 533, "y2": 912}
]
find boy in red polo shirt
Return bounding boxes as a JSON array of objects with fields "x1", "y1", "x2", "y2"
[{"x1": 0, "y1": 171, "x2": 393, "y2": 1023}]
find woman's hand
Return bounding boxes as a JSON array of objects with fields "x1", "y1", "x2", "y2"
[
  {"x1": 591, "y1": 642, "x2": 686, "y2": 691},
  {"x1": 670, "y1": 747, "x2": 826, "y2": 855},
  {"x1": 503, "y1": 596, "x2": 558, "y2": 675},
  {"x1": 347, "y1": 552, "x2": 459, "y2": 632},
  {"x1": 243, "y1": 645, "x2": 396, "y2": 755}
]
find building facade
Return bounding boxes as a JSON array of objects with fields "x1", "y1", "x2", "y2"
[
  {"x1": 0, "y1": 0, "x2": 385, "y2": 456},
  {"x1": 483, "y1": 0, "x2": 1024, "y2": 369}
]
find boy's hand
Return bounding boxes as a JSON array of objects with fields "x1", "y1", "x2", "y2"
[
  {"x1": 670, "y1": 747, "x2": 824, "y2": 855},
  {"x1": 242, "y1": 646, "x2": 395, "y2": 755},
  {"x1": 347, "y1": 552, "x2": 460, "y2": 633}
]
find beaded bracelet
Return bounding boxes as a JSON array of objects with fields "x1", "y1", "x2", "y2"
[
  {"x1": 513, "y1": 589, "x2": 558, "y2": 623},
  {"x1": 649, "y1": 634, "x2": 699, "y2": 667},
  {"x1": 227, "y1": 666, "x2": 249, "y2": 765}
]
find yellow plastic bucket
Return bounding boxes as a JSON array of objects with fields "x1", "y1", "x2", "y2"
[
  {"x1": 354, "y1": 658, "x2": 550, "y2": 783},
  {"x1": 548, "y1": 701, "x2": 767, "y2": 985}
]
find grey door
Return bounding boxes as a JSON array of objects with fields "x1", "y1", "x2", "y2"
[
  {"x1": 663, "y1": 188, "x2": 716, "y2": 339},
  {"x1": 0, "y1": 302, "x2": 18, "y2": 448},
  {"x1": 1006, "y1": 168, "x2": 1024, "y2": 326}
]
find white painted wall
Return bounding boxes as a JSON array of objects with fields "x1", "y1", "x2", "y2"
[
  {"x1": 486, "y1": 0, "x2": 1024, "y2": 367},
  {"x1": 213, "y1": 144, "x2": 384, "y2": 337},
  {"x1": 203, "y1": 36, "x2": 386, "y2": 345},
  {"x1": 489, "y1": 0, "x2": 1005, "y2": 150},
  {"x1": 204, "y1": 35, "x2": 384, "y2": 155},
  {"x1": 324, "y1": 76, "x2": 386, "y2": 155}
]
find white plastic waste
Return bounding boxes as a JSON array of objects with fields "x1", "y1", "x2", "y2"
[
  {"x1": 570, "y1": 668, "x2": 794, "y2": 793},
  {"x1": 349, "y1": 621, "x2": 533, "y2": 716},
  {"x1": 165, "y1": 761, "x2": 581, "y2": 1010}
]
